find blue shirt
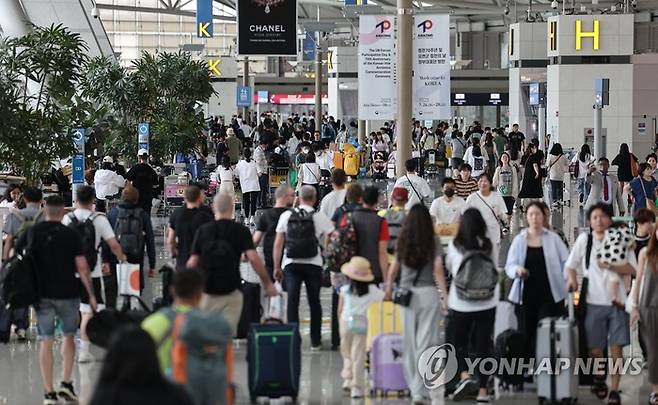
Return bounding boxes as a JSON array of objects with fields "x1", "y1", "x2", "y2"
[
  {"x1": 504, "y1": 228, "x2": 569, "y2": 305},
  {"x1": 629, "y1": 176, "x2": 658, "y2": 213}
]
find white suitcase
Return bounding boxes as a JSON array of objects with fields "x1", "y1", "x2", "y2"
[{"x1": 536, "y1": 293, "x2": 578, "y2": 405}]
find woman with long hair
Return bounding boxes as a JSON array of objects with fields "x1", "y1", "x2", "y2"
[
  {"x1": 0, "y1": 183, "x2": 22, "y2": 208},
  {"x1": 216, "y1": 155, "x2": 234, "y2": 196},
  {"x1": 492, "y1": 152, "x2": 519, "y2": 215},
  {"x1": 384, "y1": 204, "x2": 448, "y2": 405},
  {"x1": 234, "y1": 148, "x2": 261, "y2": 225},
  {"x1": 467, "y1": 144, "x2": 488, "y2": 178},
  {"x1": 504, "y1": 201, "x2": 569, "y2": 361},
  {"x1": 90, "y1": 326, "x2": 193, "y2": 405},
  {"x1": 612, "y1": 142, "x2": 639, "y2": 191},
  {"x1": 518, "y1": 143, "x2": 544, "y2": 204},
  {"x1": 572, "y1": 144, "x2": 596, "y2": 205},
  {"x1": 631, "y1": 222, "x2": 658, "y2": 405},
  {"x1": 547, "y1": 143, "x2": 570, "y2": 207},
  {"x1": 444, "y1": 208, "x2": 498, "y2": 404},
  {"x1": 297, "y1": 149, "x2": 321, "y2": 196}
]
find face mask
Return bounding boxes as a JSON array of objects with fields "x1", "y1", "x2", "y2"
[{"x1": 444, "y1": 188, "x2": 455, "y2": 197}]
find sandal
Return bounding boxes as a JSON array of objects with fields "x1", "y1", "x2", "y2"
[
  {"x1": 608, "y1": 390, "x2": 621, "y2": 405},
  {"x1": 591, "y1": 378, "x2": 609, "y2": 400}
]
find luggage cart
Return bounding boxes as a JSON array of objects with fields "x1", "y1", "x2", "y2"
[
  {"x1": 267, "y1": 167, "x2": 289, "y2": 204},
  {"x1": 164, "y1": 174, "x2": 189, "y2": 214}
]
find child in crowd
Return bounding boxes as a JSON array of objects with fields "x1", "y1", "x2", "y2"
[
  {"x1": 338, "y1": 257, "x2": 384, "y2": 399},
  {"x1": 597, "y1": 222, "x2": 634, "y2": 307}
]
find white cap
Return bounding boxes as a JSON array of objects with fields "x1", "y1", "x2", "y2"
[
  {"x1": 138, "y1": 148, "x2": 149, "y2": 156},
  {"x1": 102, "y1": 155, "x2": 114, "y2": 163}
]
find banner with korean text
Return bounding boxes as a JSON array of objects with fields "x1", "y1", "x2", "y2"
[{"x1": 413, "y1": 15, "x2": 451, "y2": 119}]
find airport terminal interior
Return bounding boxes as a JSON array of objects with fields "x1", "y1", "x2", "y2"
[{"x1": 2, "y1": 0, "x2": 658, "y2": 404}]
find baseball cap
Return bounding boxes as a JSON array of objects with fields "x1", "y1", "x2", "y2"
[
  {"x1": 391, "y1": 187, "x2": 409, "y2": 201},
  {"x1": 138, "y1": 148, "x2": 149, "y2": 156},
  {"x1": 102, "y1": 156, "x2": 114, "y2": 163}
]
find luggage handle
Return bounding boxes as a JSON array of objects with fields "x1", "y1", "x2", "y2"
[
  {"x1": 567, "y1": 291, "x2": 575, "y2": 323},
  {"x1": 120, "y1": 294, "x2": 152, "y2": 313},
  {"x1": 262, "y1": 317, "x2": 284, "y2": 325},
  {"x1": 378, "y1": 301, "x2": 397, "y2": 333}
]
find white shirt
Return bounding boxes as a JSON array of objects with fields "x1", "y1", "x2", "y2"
[
  {"x1": 316, "y1": 152, "x2": 333, "y2": 171},
  {"x1": 430, "y1": 196, "x2": 465, "y2": 225},
  {"x1": 445, "y1": 242, "x2": 500, "y2": 312},
  {"x1": 547, "y1": 154, "x2": 570, "y2": 181},
  {"x1": 393, "y1": 173, "x2": 432, "y2": 210},
  {"x1": 234, "y1": 160, "x2": 261, "y2": 193},
  {"x1": 62, "y1": 208, "x2": 116, "y2": 278},
  {"x1": 275, "y1": 205, "x2": 335, "y2": 269},
  {"x1": 339, "y1": 284, "x2": 385, "y2": 321},
  {"x1": 216, "y1": 167, "x2": 234, "y2": 183},
  {"x1": 571, "y1": 154, "x2": 595, "y2": 179},
  {"x1": 565, "y1": 232, "x2": 636, "y2": 306},
  {"x1": 320, "y1": 188, "x2": 347, "y2": 220},
  {"x1": 299, "y1": 163, "x2": 321, "y2": 185},
  {"x1": 93, "y1": 169, "x2": 125, "y2": 199},
  {"x1": 600, "y1": 174, "x2": 614, "y2": 204},
  {"x1": 467, "y1": 154, "x2": 488, "y2": 178},
  {"x1": 464, "y1": 191, "x2": 507, "y2": 244}
]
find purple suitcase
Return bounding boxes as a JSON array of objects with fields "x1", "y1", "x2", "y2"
[{"x1": 370, "y1": 333, "x2": 408, "y2": 394}]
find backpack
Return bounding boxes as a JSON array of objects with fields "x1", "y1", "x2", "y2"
[
  {"x1": 285, "y1": 209, "x2": 318, "y2": 259},
  {"x1": 345, "y1": 292, "x2": 368, "y2": 335},
  {"x1": 199, "y1": 224, "x2": 240, "y2": 295},
  {"x1": 67, "y1": 213, "x2": 99, "y2": 270},
  {"x1": 167, "y1": 310, "x2": 235, "y2": 405},
  {"x1": 473, "y1": 156, "x2": 484, "y2": 171},
  {"x1": 12, "y1": 209, "x2": 43, "y2": 242},
  {"x1": 494, "y1": 329, "x2": 525, "y2": 386},
  {"x1": 322, "y1": 124, "x2": 336, "y2": 141},
  {"x1": 382, "y1": 209, "x2": 405, "y2": 254},
  {"x1": 454, "y1": 250, "x2": 498, "y2": 301},
  {"x1": 324, "y1": 212, "x2": 358, "y2": 272},
  {"x1": 114, "y1": 207, "x2": 145, "y2": 264},
  {"x1": 0, "y1": 227, "x2": 41, "y2": 309}
]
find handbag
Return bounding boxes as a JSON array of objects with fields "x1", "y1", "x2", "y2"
[
  {"x1": 640, "y1": 177, "x2": 658, "y2": 214},
  {"x1": 392, "y1": 262, "x2": 422, "y2": 307},
  {"x1": 345, "y1": 292, "x2": 368, "y2": 334}
]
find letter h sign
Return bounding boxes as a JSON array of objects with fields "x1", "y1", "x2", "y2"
[{"x1": 575, "y1": 19, "x2": 599, "y2": 51}]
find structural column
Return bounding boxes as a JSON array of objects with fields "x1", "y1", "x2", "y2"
[
  {"x1": 315, "y1": 32, "x2": 323, "y2": 132},
  {"x1": 242, "y1": 56, "x2": 249, "y2": 123},
  {"x1": 358, "y1": 120, "x2": 366, "y2": 144},
  {"x1": 395, "y1": 0, "x2": 413, "y2": 176}
]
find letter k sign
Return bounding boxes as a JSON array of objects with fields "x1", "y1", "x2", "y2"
[
  {"x1": 199, "y1": 22, "x2": 211, "y2": 37},
  {"x1": 208, "y1": 59, "x2": 222, "y2": 76}
]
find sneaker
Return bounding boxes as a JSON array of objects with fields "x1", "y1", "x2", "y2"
[
  {"x1": 412, "y1": 395, "x2": 426, "y2": 404},
  {"x1": 608, "y1": 390, "x2": 621, "y2": 405},
  {"x1": 43, "y1": 392, "x2": 58, "y2": 405},
  {"x1": 476, "y1": 395, "x2": 491, "y2": 404},
  {"x1": 350, "y1": 388, "x2": 364, "y2": 399},
  {"x1": 58, "y1": 381, "x2": 78, "y2": 401},
  {"x1": 310, "y1": 344, "x2": 322, "y2": 352},
  {"x1": 342, "y1": 380, "x2": 351, "y2": 392},
  {"x1": 77, "y1": 350, "x2": 96, "y2": 363},
  {"x1": 16, "y1": 329, "x2": 27, "y2": 341},
  {"x1": 452, "y1": 378, "x2": 479, "y2": 401}
]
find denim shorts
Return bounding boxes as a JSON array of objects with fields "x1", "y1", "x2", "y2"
[
  {"x1": 35, "y1": 298, "x2": 80, "y2": 339},
  {"x1": 585, "y1": 304, "x2": 631, "y2": 349}
]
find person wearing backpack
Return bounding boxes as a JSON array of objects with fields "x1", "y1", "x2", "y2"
[
  {"x1": 186, "y1": 192, "x2": 277, "y2": 335},
  {"x1": 1, "y1": 187, "x2": 43, "y2": 341},
  {"x1": 504, "y1": 201, "x2": 570, "y2": 362},
  {"x1": 107, "y1": 185, "x2": 157, "y2": 294},
  {"x1": 337, "y1": 257, "x2": 385, "y2": 399},
  {"x1": 384, "y1": 204, "x2": 448, "y2": 405},
  {"x1": 62, "y1": 186, "x2": 127, "y2": 363},
  {"x1": 273, "y1": 185, "x2": 335, "y2": 350},
  {"x1": 13, "y1": 195, "x2": 97, "y2": 404},
  {"x1": 378, "y1": 187, "x2": 408, "y2": 257},
  {"x1": 444, "y1": 208, "x2": 499, "y2": 404}
]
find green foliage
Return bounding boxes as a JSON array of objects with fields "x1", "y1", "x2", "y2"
[
  {"x1": 0, "y1": 24, "x2": 94, "y2": 185},
  {"x1": 81, "y1": 51, "x2": 215, "y2": 163}
]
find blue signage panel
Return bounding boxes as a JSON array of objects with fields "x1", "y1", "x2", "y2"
[
  {"x1": 257, "y1": 91, "x2": 269, "y2": 104},
  {"x1": 72, "y1": 153, "x2": 85, "y2": 184},
  {"x1": 72, "y1": 128, "x2": 86, "y2": 146},
  {"x1": 137, "y1": 122, "x2": 149, "y2": 143},
  {"x1": 302, "y1": 32, "x2": 316, "y2": 61},
  {"x1": 237, "y1": 85, "x2": 252, "y2": 107},
  {"x1": 196, "y1": 0, "x2": 213, "y2": 38},
  {"x1": 344, "y1": 0, "x2": 367, "y2": 5},
  {"x1": 529, "y1": 83, "x2": 539, "y2": 106}
]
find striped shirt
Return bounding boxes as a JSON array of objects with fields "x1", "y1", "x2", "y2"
[{"x1": 455, "y1": 178, "x2": 478, "y2": 199}]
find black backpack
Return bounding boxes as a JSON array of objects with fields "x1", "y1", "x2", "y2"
[
  {"x1": 199, "y1": 224, "x2": 240, "y2": 295},
  {"x1": 0, "y1": 227, "x2": 41, "y2": 310},
  {"x1": 285, "y1": 209, "x2": 318, "y2": 259},
  {"x1": 473, "y1": 156, "x2": 484, "y2": 171},
  {"x1": 67, "y1": 213, "x2": 99, "y2": 270},
  {"x1": 454, "y1": 250, "x2": 498, "y2": 301},
  {"x1": 114, "y1": 207, "x2": 145, "y2": 264},
  {"x1": 494, "y1": 329, "x2": 525, "y2": 386}
]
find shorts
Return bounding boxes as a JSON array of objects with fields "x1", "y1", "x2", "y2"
[
  {"x1": 79, "y1": 277, "x2": 106, "y2": 313},
  {"x1": 35, "y1": 298, "x2": 80, "y2": 339},
  {"x1": 585, "y1": 303, "x2": 631, "y2": 349}
]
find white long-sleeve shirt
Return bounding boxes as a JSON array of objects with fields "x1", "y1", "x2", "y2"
[{"x1": 93, "y1": 169, "x2": 125, "y2": 199}]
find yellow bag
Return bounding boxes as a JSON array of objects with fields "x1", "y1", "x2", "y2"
[
  {"x1": 366, "y1": 301, "x2": 403, "y2": 351},
  {"x1": 344, "y1": 152, "x2": 360, "y2": 176},
  {"x1": 435, "y1": 223, "x2": 459, "y2": 236}
]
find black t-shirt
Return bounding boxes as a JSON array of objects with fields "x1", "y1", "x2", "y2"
[
  {"x1": 190, "y1": 220, "x2": 255, "y2": 294},
  {"x1": 256, "y1": 207, "x2": 288, "y2": 270},
  {"x1": 126, "y1": 163, "x2": 158, "y2": 210},
  {"x1": 15, "y1": 221, "x2": 83, "y2": 300},
  {"x1": 169, "y1": 205, "x2": 214, "y2": 269},
  {"x1": 508, "y1": 131, "x2": 525, "y2": 157}
]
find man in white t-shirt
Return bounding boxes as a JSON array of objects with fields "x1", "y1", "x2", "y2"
[
  {"x1": 565, "y1": 203, "x2": 635, "y2": 403},
  {"x1": 393, "y1": 159, "x2": 432, "y2": 210},
  {"x1": 430, "y1": 177, "x2": 465, "y2": 225},
  {"x1": 319, "y1": 168, "x2": 347, "y2": 220},
  {"x1": 273, "y1": 186, "x2": 335, "y2": 350},
  {"x1": 62, "y1": 186, "x2": 126, "y2": 363}
]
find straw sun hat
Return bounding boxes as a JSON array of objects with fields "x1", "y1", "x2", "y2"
[{"x1": 340, "y1": 256, "x2": 374, "y2": 283}]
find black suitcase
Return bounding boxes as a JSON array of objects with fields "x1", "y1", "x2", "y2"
[
  {"x1": 0, "y1": 305, "x2": 11, "y2": 343},
  {"x1": 235, "y1": 281, "x2": 261, "y2": 339},
  {"x1": 248, "y1": 322, "x2": 301, "y2": 403}
]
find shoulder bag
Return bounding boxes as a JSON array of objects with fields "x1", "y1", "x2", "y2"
[
  {"x1": 476, "y1": 192, "x2": 509, "y2": 238},
  {"x1": 392, "y1": 263, "x2": 423, "y2": 307}
]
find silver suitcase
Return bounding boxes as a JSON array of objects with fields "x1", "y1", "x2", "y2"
[{"x1": 536, "y1": 293, "x2": 578, "y2": 405}]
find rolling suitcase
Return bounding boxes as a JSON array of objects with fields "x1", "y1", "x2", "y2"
[
  {"x1": 366, "y1": 301, "x2": 403, "y2": 350},
  {"x1": 0, "y1": 306, "x2": 11, "y2": 343},
  {"x1": 536, "y1": 293, "x2": 578, "y2": 405},
  {"x1": 247, "y1": 322, "x2": 301, "y2": 403},
  {"x1": 370, "y1": 333, "x2": 408, "y2": 395},
  {"x1": 235, "y1": 281, "x2": 261, "y2": 339}
]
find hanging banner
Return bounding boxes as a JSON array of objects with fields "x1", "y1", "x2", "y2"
[
  {"x1": 237, "y1": 0, "x2": 297, "y2": 56},
  {"x1": 196, "y1": 0, "x2": 213, "y2": 38},
  {"x1": 358, "y1": 15, "x2": 395, "y2": 120},
  {"x1": 302, "y1": 32, "x2": 316, "y2": 61},
  {"x1": 413, "y1": 15, "x2": 451, "y2": 119}
]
